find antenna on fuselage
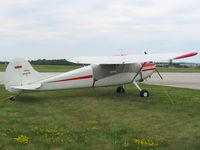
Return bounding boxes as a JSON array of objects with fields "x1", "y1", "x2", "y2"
[
  {"x1": 120, "y1": 49, "x2": 123, "y2": 56},
  {"x1": 4, "y1": 57, "x2": 8, "y2": 69}
]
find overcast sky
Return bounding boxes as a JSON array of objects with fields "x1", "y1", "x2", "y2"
[{"x1": 1, "y1": 0, "x2": 200, "y2": 62}]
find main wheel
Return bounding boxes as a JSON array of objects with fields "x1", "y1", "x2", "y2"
[
  {"x1": 140, "y1": 90, "x2": 149, "y2": 97},
  {"x1": 116, "y1": 86, "x2": 125, "y2": 94}
]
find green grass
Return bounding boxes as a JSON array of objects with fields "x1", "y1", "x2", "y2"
[
  {"x1": 0, "y1": 64, "x2": 80, "y2": 72},
  {"x1": 0, "y1": 84, "x2": 200, "y2": 150},
  {"x1": 0, "y1": 64, "x2": 6, "y2": 72}
]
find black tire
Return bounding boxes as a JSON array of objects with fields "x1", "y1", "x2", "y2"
[
  {"x1": 116, "y1": 86, "x2": 125, "y2": 94},
  {"x1": 9, "y1": 96, "x2": 16, "y2": 101},
  {"x1": 140, "y1": 90, "x2": 149, "y2": 97}
]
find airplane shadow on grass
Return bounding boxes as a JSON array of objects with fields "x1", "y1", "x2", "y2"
[{"x1": 15, "y1": 87, "x2": 150, "y2": 104}]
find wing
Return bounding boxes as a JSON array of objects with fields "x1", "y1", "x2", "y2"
[
  {"x1": 10, "y1": 83, "x2": 41, "y2": 90},
  {"x1": 68, "y1": 52, "x2": 198, "y2": 65}
]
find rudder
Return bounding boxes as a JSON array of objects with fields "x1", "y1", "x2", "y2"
[{"x1": 4, "y1": 58, "x2": 41, "y2": 93}]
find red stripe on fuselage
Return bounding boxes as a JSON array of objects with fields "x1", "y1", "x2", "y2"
[
  {"x1": 142, "y1": 68, "x2": 156, "y2": 72},
  {"x1": 141, "y1": 62, "x2": 156, "y2": 67},
  {"x1": 15, "y1": 65, "x2": 22, "y2": 69},
  {"x1": 49, "y1": 75, "x2": 93, "y2": 83}
]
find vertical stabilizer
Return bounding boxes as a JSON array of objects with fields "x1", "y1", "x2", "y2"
[{"x1": 4, "y1": 58, "x2": 41, "y2": 93}]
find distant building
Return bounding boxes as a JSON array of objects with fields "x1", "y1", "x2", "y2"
[
  {"x1": 179, "y1": 63, "x2": 200, "y2": 68},
  {"x1": 156, "y1": 62, "x2": 200, "y2": 68}
]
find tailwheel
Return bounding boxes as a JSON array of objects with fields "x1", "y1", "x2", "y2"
[
  {"x1": 9, "y1": 96, "x2": 16, "y2": 101},
  {"x1": 116, "y1": 86, "x2": 125, "y2": 94},
  {"x1": 140, "y1": 90, "x2": 149, "y2": 97}
]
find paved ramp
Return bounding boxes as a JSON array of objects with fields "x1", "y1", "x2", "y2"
[{"x1": 145, "y1": 73, "x2": 200, "y2": 90}]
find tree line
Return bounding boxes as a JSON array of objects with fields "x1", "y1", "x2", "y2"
[
  {"x1": 0, "y1": 59, "x2": 75, "y2": 65},
  {"x1": 30, "y1": 59, "x2": 75, "y2": 65}
]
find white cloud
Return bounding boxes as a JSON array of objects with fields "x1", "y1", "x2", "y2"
[
  {"x1": 0, "y1": 0, "x2": 199, "y2": 61},
  {"x1": 0, "y1": 0, "x2": 34, "y2": 6}
]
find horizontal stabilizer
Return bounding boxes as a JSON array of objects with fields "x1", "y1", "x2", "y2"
[{"x1": 10, "y1": 83, "x2": 41, "y2": 90}]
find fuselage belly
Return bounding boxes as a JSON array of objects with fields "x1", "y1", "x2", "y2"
[{"x1": 38, "y1": 63, "x2": 155, "y2": 91}]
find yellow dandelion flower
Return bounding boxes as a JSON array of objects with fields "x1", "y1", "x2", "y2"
[{"x1": 14, "y1": 135, "x2": 29, "y2": 144}]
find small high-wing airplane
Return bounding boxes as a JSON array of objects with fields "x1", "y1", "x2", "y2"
[{"x1": 4, "y1": 52, "x2": 198, "y2": 100}]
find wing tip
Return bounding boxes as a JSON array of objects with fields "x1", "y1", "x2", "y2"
[{"x1": 173, "y1": 52, "x2": 198, "y2": 60}]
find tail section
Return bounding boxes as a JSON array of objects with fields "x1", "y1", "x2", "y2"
[{"x1": 4, "y1": 58, "x2": 41, "y2": 93}]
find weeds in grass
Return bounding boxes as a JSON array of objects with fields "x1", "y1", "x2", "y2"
[
  {"x1": 132, "y1": 138, "x2": 168, "y2": 149},
  {"x1": 86, "y1": 120, "x2": 98, "y2": 126},
  {"x1": 45, "y1": 136, "x2": 65, "y2": 143},
  {"x1": 31, "y1": 127, "x2": 66, "y2": 143},
  {"x1": 31, "y1": 127, "x2": 63, "y2": 136},
  {"x1": 6, "y1": 127, "x2": 18, "y2": 134},
  {"x1": 0, "y1": 126, "x2": 169, "y2": 149},
  {"x1": 86, "y1": 120, "x2": 99, "y2": 131},
  {"x1": 133, "y1": 138, "x2": 159, "y2": 147},
  {"x1": 122, "y1": 140, "x2": 129, "y2": 148},
  {"x1": 13, "y1": 135, "x2": 29, "y2": 144},
  {"x1": 30, "y1": 127, "x2": 90, "y2": 144}
]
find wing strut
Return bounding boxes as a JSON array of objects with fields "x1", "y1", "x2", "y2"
[
  {"x1": 155, "y1": 69, "x2": 163, "y2": 80},
  {"x1": 131, "y1": 62, "x2": 146, "y2": 82},
  {"x1": 131, "y1": 62, "x2": 150, "y2": 97}
]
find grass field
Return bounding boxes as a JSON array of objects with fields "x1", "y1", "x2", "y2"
[
  {"x1": 0, "y1": 64, "x2": 6, "y2": 72},
  {"x1": 0, "y1": 64, "x2": 80, "y2": 72},
  {"x1": 0, "y1": 84, "x2": 200, "y2": 150}
]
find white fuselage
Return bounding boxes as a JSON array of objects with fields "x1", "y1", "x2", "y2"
[{"x1": 36, "y1": 63, "x2": 156, "y2": 91}]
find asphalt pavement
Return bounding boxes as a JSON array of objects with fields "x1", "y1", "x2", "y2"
[{"x1": 145, "y1": 73, "x2": 200, "y2": 90}]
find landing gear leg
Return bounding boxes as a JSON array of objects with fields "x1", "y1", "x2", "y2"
[
  {"x1": 9, "y1": 92, "x2": 23, "y2": 101},
  {"x1": 133, "y1": 82, "x2": 149, "y2": 97},
  {"x1": 116, "y1": 86, "x2": 125, "y2": 94}
]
